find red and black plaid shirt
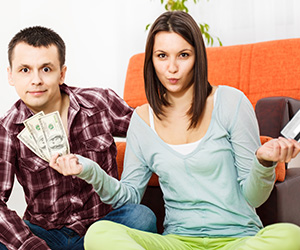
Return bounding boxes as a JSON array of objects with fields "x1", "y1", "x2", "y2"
[{"x1": 0, "y1": 84, "x2": 133, "y2": 249}]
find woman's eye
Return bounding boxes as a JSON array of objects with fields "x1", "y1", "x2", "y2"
[
  {"x1": 158, "y1": 54, "x2": 166, "y2": 59},
  {"x1": 21, "y1": 68, "x2": 29, "y2": 73},
  {"x1": 180, "y1": 52, "x2": 189, "y2": 58},
  {"x1": 43, "y1": 67, "x2": 51, "y2": 72}
]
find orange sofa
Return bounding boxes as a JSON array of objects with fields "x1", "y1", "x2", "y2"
[{"x1": 116, "y1": 38, "x2": 300, "y2": 233}]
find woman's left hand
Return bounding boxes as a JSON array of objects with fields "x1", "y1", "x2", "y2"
[{"x1": 256, "y1": 137, "x2": 300, "y2": 167}]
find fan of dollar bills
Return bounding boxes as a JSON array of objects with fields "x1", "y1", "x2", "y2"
[{"x1": 17, "y1": 111, "x2": 70, "y2": 162}]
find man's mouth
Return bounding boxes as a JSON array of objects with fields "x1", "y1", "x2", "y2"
[{"x1": 27, "y1": 90, "x2": 47, "y2": 96}]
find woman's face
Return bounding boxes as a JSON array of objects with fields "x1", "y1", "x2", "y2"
[{"x1": 152, "y1": 31, "x2": 195, "y2": 97}]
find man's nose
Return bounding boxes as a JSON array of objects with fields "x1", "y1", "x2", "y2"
[{"x1": 31, "y1": 70, "x2": 42, "y2": 85}]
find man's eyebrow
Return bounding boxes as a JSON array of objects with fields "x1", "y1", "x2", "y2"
[
  {"x1": 16, "y1": 62, "x2": 55, "y2": 69},
  {"x1": 41, "y1": 62, "x2": 55, "y2": 68},
  {"x1": 18, "y1": 63, "x2": 30, "y2": 69}
]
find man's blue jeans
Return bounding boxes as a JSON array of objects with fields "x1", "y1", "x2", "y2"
[{"x1": 0, "y1": 204, "x2": 157, "y2": 250}]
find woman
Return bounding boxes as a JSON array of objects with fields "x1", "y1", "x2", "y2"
[{"x1": 50, "y1": 11, "x2": 300, "y2": 250}]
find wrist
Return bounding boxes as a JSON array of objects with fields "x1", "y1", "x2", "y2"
[
  {"x1": 257, "y1": 158, "x2": 274, "y2": 167},
  {"x1": 255, "y1": 150, "x2": 275, "y2": 167}
]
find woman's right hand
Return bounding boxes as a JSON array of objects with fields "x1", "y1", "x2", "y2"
[{"x1": 49, "y1": 153, "x2": 83, "y2": 176}]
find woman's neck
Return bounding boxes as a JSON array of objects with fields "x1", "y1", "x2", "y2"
[{"x1": 165, "y1": 84, "x2": 194, "y2": 112}]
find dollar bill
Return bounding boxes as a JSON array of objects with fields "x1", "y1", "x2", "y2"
[
  {"x1": 23, "y1": 111, "x2": 51, "y2": 161},
  {"x1": 38, "y1": 111, "x2": 70, "y2": 158},
  {"x1": 19, "y1": 111, "x2": 70, "y2": 162},
  {"x1": 17, "y1": 127, "x2": 48, "y2": 161}
]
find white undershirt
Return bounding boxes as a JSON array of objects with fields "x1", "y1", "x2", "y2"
[{"x1": 149, "y1": 88, "x2": 218, "y2": 155}]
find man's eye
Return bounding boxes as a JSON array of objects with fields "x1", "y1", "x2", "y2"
[
  {"x1": 21, "y1": 68, "x2": 29, "y2": 73},
  {"x1": 43, "y1": 67, "x2": 51, "y2": 72}
]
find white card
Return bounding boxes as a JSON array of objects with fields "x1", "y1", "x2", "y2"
[{"x1": 281, "y1": 109, "x2": 300, "y2": 141}]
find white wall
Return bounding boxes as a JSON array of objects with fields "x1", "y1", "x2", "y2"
[
  {"x1": 1, "y1": 0, "x2": 300, "y2": 216},
  {"x1": 1, "y1": 0, "x2": 300, "y2": 115}
]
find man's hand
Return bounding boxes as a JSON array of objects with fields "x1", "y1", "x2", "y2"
[
  {"x1": 256, "y1": 137, "x2": 300, "y2": 167},
  {"x1": 49, "y1": 153, "x2": 83, "y2": 176}
]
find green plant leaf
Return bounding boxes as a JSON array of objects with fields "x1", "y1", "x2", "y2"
[
  {"x1": 154, "y1": 0, "x2": 222, "y2": 46},
  {"x1": 217, "y1": 37, "x2": 223, "y2": 46}
]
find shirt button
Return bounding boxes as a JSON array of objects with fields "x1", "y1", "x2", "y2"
[
  {"x1": 35, "y1": 166, "x2": 39, "y2": 170},
  {"x1": 100, "y1": 146, "x2": 104, "y2": 150}
]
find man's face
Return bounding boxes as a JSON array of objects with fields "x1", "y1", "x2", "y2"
[{"x1": 7, "y1": 42, "x2": 67, "y2": 113}]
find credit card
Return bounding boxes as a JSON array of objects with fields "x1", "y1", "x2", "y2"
[{"x1": 281, "y1": 109, "x2": 300, "y2": 141}]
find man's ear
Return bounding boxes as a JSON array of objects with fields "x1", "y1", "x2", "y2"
[
  {"x1": 7, "y1": 67, "x2": 14, "y2": 86},
  {"x1": 59, "y1": 65, "x2": 67, "y2": 85}
]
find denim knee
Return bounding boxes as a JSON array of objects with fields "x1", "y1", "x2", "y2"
[
  {"x1": 131, "y1": 204, "x2": 157, "y2": 233},
  {"x1": 101, "y1": 203, "x2": 157, "y2": 233}
]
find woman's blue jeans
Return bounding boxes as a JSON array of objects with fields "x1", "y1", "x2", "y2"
[{"x1": 0, "y1": 204, "x2": 157, "y2": 250}]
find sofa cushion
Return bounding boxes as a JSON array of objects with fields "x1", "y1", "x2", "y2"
[
  {"x1": 123, "y1": 53, "x2": 147, "y2": 108},
  {"x1": 206, "y1": 39, "x2": 300, "y2": 108}
]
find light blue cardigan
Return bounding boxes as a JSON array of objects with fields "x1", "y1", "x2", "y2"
[{"x1": 77, "y1": 86, "x2": 276, "y2": 238}]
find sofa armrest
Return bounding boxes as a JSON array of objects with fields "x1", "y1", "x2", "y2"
[
  {"x1": 276, "y1": 168, "x2": 300, "y2": 225},
  {"x1": 255, "y1": 96, "x2": 300, "y2": 138},
  {"x1": 255, "y1": 96, "x2": 300, "y2": 227},
  {"x1": 256, "y1": 168, "x2": 300, "y2": 226},
  {"x1": 255, "y1": 97, "x2": 289, "y2": 138}
]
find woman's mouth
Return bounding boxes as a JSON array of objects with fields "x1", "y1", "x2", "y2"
[{"x1": 168, "y1": 78, "x2": 178, "y2": 84}]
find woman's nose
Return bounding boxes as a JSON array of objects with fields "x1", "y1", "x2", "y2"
[{"x1": 168, "y1": 59, "x2": 178, "y2": 74}]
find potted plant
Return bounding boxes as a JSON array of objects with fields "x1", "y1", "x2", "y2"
[{"x1": 147, "y1": 0, "x2": 222, "y2": 46}]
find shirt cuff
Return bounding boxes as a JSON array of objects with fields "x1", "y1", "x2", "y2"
[
  {"x1": 75, "y1": 154, "x2": 97, "y2": 179},
  {"x1": 254, "y1": 155, "x2": 277, "y2": 169}
]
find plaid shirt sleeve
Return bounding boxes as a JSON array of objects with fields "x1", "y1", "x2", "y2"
[
  {"x1": 0, "y1": 126, "x2": 50, "y2": 250},
  {"x1": 105, "y1": 88, "x2": 134, "y2": 137}
]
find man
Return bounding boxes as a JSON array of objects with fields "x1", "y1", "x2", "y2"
[{"x1": 0, "y1": 26, "x2": 156, "y2": 250}]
